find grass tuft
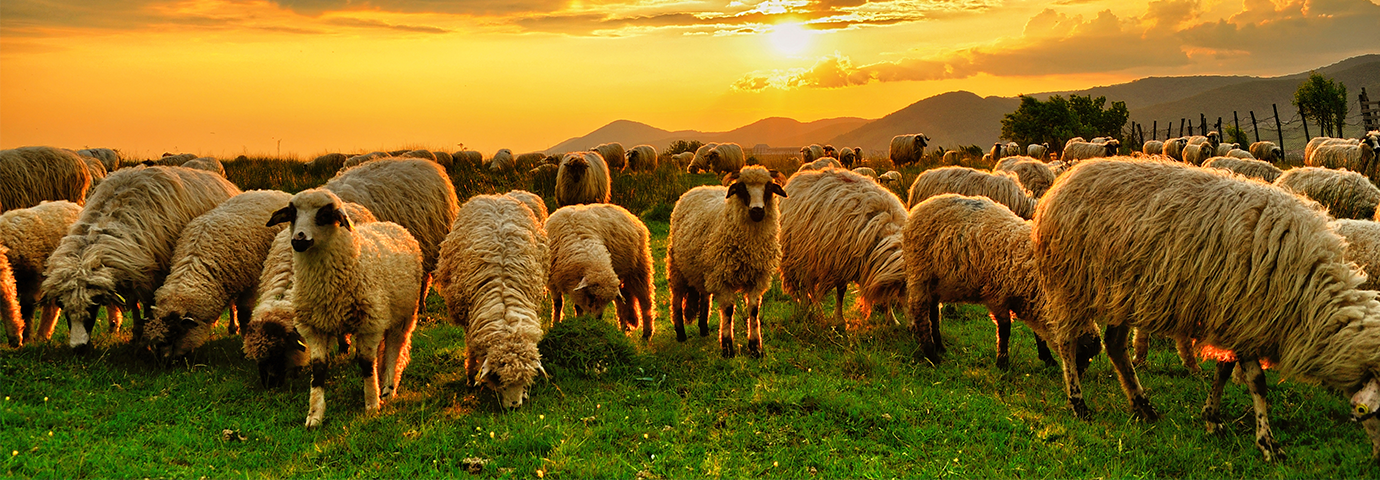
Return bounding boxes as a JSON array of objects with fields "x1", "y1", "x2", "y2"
[{"x1": 538, "y1": 314, "x2": 639, "y2": 378}]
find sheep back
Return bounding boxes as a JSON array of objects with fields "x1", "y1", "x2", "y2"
[
  {"x1": 1203, "y1": 157, "x2": 1283, "y2": 183},
  {"x1": 555, "y1": 151, "x2": 612, "y2": 207},
  {"x1": 1250, "y1": 141, "x2": 1283, "y2": 163},
  {"x1": 1332, "y1": 219, "x2": 1380, "y2": 290},
  {"x1": 889, "y1": 134, "x2": 929, "y2": 167},
  {"x1": 994, "y1": 159, "x2": 1055, "y2": 198},
  {"x1": 1274, "y1": 167, "x2": 1380, "y2": 220},
  {"x1": 0, "y1": 146, "x2": 92, "y2": 212},
  {"x1": 591, "y1": 143, "x2": 626, "y2": 172},
  {"x1": 626, "y1": 145, "x2": 658, "y2": 171},
  {"x1": 325, "y1": 158, "x2": 460, "y2": 273},
  {"x1": 505, "y1": 190, "x2": 549, "y2": 224},
  {"x1": 546, "y1": 203, "x2": 655, "y2": 324},
  {"x1": 906, "y1": 166, "x2": 1035, "y2": 219}
]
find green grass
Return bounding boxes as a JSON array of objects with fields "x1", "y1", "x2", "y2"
[{"x1": 4, "y1": 155, "x2": 1378, "y2": 478}]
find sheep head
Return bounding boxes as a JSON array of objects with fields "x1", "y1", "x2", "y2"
[
  {"x1": 267, "y1": 189, "x2": 353, "y2": 253},
  {"x1": 1207, "y1": 131, "x2": 1221, "y2": 147},
  {"x1": 476, "y1": 341, "x2": 546, "y2": 409},
  {"x1": 1352, "y1": 378, "x2": 1380, "y2": 460},
  {"x1": 145, "y1": 303, "x2": 212, "y2": 363},
  {"x1": 914, "y1": 135, "x2": 929, "y2": 150},
  {"x1": 41, "y1": 244, "x2": 120, "y2": 353},
  {"x1": 1103, "y1": 139, "x2": 1121, "y2": 156},
  {"x1": 242, "y1": 313, "x2": 307, "y2": 389},
  {"x1": 724, "y1": 166, "x2": 787, "y2": 222},
  {"x1": 560, "y1": 152, "x2": 592, "y2": 180},
  {"x1": 571, "y1": 272, "x2": 621, "y2": 319}
]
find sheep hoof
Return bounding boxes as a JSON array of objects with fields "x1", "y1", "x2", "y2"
[
  {"x1": 1070, "y1": 398, "x2": 1091, "y2": 420},
  {"x1": 72, "y1": 343, "x2": 91, "y2": 356},
  {"x1": 746, "y1": 339, "x2": 762, "y2": 359},
  {"x1": 675, "y1": 327, "x2": 687, "y2": 342},
  {"x1": 721, "y1": 342, "x2": 736, "y2": 358},
  {"x1": 381, "y1": 386, "x2": 395, "y2": 399},
  {"x1": 995, "y1": 356, "x2": 1010, "y2": 370},
  {"x1": 305, "y1": 417, "x2": 322, "y2": 429},
  {"x1": 1131, "y1": 396, "x2": 1159, "y2": 422},
  {"x1": 1258, "y1": 438, "x2": 1285, "y2": 463}
]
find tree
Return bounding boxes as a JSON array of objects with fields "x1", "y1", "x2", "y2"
[
  {"x1": 1294, "y1": 71, "x2": 1348, "y2": 138},
  {"x1": 1001, "y1": 94, "x2": 1129, "y2": 153},
  {"x1": 664, "y1": 140, "x2": 703, "y2": 156}
]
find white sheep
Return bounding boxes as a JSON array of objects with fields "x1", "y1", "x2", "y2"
[
  {"x1": 504, "y1": 190, "x2": 548, "y2": 225},
  {"x1": 1305, "y1": 136, "x2": 1362, "y2": 164},
  {"x1": 1249, "y1": 141, "x2": 1283, "y2": 163},
  {"x1": 1141, "y1": 140, "x2": 1165, "y2": 156},
  {"x1": 795, "y1": 157, "x2": 840, "y2": 174},
  {"x1": 434, "y1": 194, "x2": 548, "y2": 408},
  {"x1": 0, "y1": 146, "x2": 92, "y2": 213},
  {"x1": 453, "y1": 150, "x2": 484, "y2": 168},
  {"x1": 77, "y1": 148, "x2": 121, "y2": 172},
  {"x1": 267, "y1": 189, "x2": 422, "y2": 428},
  {"x1": 688, "y1": 143, "x2": 745, "y2": 175},
  {"x1": 626, "y1": 145, "x2": 658, "y2": 172},
  {"x1": 1307, "y1": 143, "x2": 1376, "y2": 180},
  {"x1": 1226, "y1": 149, "x2": 1255, "y2": 159},
  {"x1": 1273, "y1": 166, "x2": 1380, "y2": 220},
  {"x1": 879, "y1": 170, "x2": 903, "y2": 188},
  {"x1": 1162, "y1": 138, "x2": 1189, "y2": 162},
  {"x1": 671, "y1": 152, "x2": 695, "y2": 169},
  {"x1": 1214, "y1": 142, "x2": 1240, "y2": 157},
  {"x1": 906, "y1": 166, "x2": 1035, "y2": 219},
  {"x1": 801, "y1": 144, "x2": 825, "y2": 163},
  {"x1": 667, "y1": 166, "x2": 786, "y2": 356},
  {"x1": 837, "y1": 147, "x2": 858, "y2": 168},
  {"x1": 488, "y1": 149, "x2": 516, "y2": 172},
  {"x1": 889, "y1": 134, "x2": 930, "y2": 167},
  {"x1": 1027, "y1": 143, "x2": 1050, "y2": 160},
  {"x1": 343, "y1": 152, "x2": 391, "y2": 169},
  {"x1": 688, "y1": 143, "x2": 719, "y2": 173},
  {"x1": 1202, "y1": 157, "x2": 1283, "y2": 183},
  {"x1": 144, "y1": 190, "x2": 291, "y2": 361},
  {"x1": 779, "y1": 168, "x2": 907, "y2": 325},
  {"x1": 546, "y1": 203, "x2": 656, "y2": 340},
  {"x1": 555, "y1": 151, "x2": 612, "y2": 207},
  {"x1": 591, "y1": 143, "x2": 626, "y2": 172},
  {"x1": 1061, "y1": 139, "x2": 1120, "y2": 162},
  {"x1": 994, "y1": 158, "x2": 1056, "y2": 199},
  {"x1": 942, "y1": 150, "x2": 961, "y2": 166},
  {"x1": 850, "y1": 167, "x2": 877, "y2": 179},
  {"x1": 0, "y1": 201, "x2": 82, "y2": 346},
  {"x1": 182, "y1": 157, "x2": 226, "y2": 177},
  {"x1": 1181, "y1": 142, "x2": 1215, "y2": 166},
  {"x1": 1002, "y1": 142, "x2": 1022, "y2": 157}
]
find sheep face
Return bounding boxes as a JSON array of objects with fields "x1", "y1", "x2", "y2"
[
  {"x1": 45, "y1": 258, "x2": 119, "y2": 352},
  {"x1": 1103, "y1": 139, "x2": 1121, "y2": 156},
  {"x1": 476, "y1": 344, "x2": 546, "y2": 409},
  {"x1": 1353, "y1": 378, "x2": 1380, "y2": 459},
  {"x1": 1207, "y1": 131, "x2": 1221, "y2": 147},
  {"x1": 571, "y1": 274, "x2": 620, "y2": 319},
  {"x1": 267, "y1": 189, "x2": 353, "y2": 253},
  {"x1": 146, "y1": 309, "x2": 211, "y2": 363},
  {"x1": 246, "y1": 319, "x2": 307, "y2": 389},
  {"x1": 725, "y1": 170, "x2": 787, "y2": 222}
]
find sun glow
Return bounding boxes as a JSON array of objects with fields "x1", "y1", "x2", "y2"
[{"x1": 769, "y1": 23, "x2": 811, "y2": 55}]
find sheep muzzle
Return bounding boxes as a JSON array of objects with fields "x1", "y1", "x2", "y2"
[
  {"x1": 291, "y1": 233, "x2": 314, "y2": 252},
  {"x1": 749, "y1": 207, "x2": 765, "y2": 222}
]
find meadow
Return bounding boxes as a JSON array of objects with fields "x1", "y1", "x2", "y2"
[{"x1": 2, "y1": 152, "x2": 1378, "y2": 479}]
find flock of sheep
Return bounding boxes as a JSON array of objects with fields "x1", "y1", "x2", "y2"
[{"x1": 4, "y1": 129, "x2": 1380, "y2": 464}]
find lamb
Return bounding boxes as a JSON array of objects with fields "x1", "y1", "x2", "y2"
[
  {"x1": 42, "y1": 166, "x2": 239, "y2": 352},
  {"x1": 1142, "y1": 140, "x2": 1165, "y2": 156},
  {"x1": 488, "y1": 149, "x2": 516, "y2": 172},
  {"x1": 143, "y1": 190, "x2": 292, "y2": 362},
  {"x1": 454, "y1": 150, "x2": 484, "y2": 167},
  {"x1": 905, "y1": 194, "x2": 1059, "y2": 368},
  {"x1": 77, "y1": 148, "x2": 121, "y2": 172},
  {"x1": 1249, "y1": 141, "x2": 1283, "y2": 163},
  {"x1": 879, "y1": 170, "x2": 903, "y2": 188},
  {"x1": 1330, "y1": 219, "x2": 1380, "y2": 290},
  {"x1": 267, "y1": 189, "x2": 423, "y2": 428},
  {"x1": 889, "y1": 134, "x2": 930, "y2": 167},
  {"x1": 906, "y1": 166, "x2": 1035, "y2": 219},
  {"x1": 1033, "y1": 157, "x2": 1380, "y2": 462},
  {"x1": 504, "y1": 190, "x2": 548, "y2": 224},
  {"x1": 1202, "y1": 157, "x2": 1283, "y2": 183},
  {"x1": 1061, "y1": 139, "x2": 1120, "y2": 162},
  {"x1": 555, "y1": 151, "x2": 612, "y2": 207},
  {"x1": 626, "y1": 145, "x2": 658, "y2": 172},
  {"x1": 994, "y1": 158, "x2": 1056, "y2": 198},
  {"x1": 1215, "y1": 142, "x2": 1240, "y2": 157},
  {"x1": 546, "y1": 203, "x2": 656, "y2": 340},
  {"x1": 1273, "y1": 166, "x2": 1380, "y2": 220},
  {"x1": 801, "y1": 144, "x2": 825, "y2": 163},
  {"x1": 850, "y1": 167, "x2": 877, "y2": 179},
  {"x1": 942, "y1": 150, "x2": 961, "y2": 166},
  {"x1": 837, "y1": 147, "x2": 858, "y2": 168},
  {"x1": 591, "y1": 143, "x2": 626, "y2": 172},
  {"x1": 667, "y1": 166, "x2": 787, "y2": 357},
  {"x1": 779, "y1": 168, "x2": 907, "y2": 325},
  {"x1": 183, "y1": 157, "x2": 226, "y2": 177},
  {"x1": 1181, "y1": 142, "x2": 1216, "y2": 166},
  {"x1": 433, "y1": 194, "x2": 548, "y2": 408},
  {"x1": 1027, "y1": 143, "x2": 1049, "y2": 160},
  {"x1": 1162, "y1": 138, "x2": 1189, "y2": 162},
  {"x1": 688, "y1": 143, "x2": 719, "y2": 173},
  {"x1": 1307, "y1": 143, "x2": 1377, "y2": 180},
  {"x1": 0, "y1": 146, "x2": 92, "y2": 213},
  {"x1": 243, "y1": 202, "x2": 376, "y2": 388},
  {"x1": 0, "y1": 201, "x2": 83, "y2": 346},
  {"x1": 687, "y1": 143, "x2": 746, "y2": 175}
]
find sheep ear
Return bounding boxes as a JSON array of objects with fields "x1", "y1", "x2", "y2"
[
  {"x1": 477, "y1": 358, "x2": 491, "y2": 385},
  {"x1": 720, "y1": 173, "x2": 736, "y2": 186},
  {"x1": 316, "y1": 204, "x2": 352, "y2": 231},
  {"x1": 725, "y1": 182, "x2": 746, "y2": 198},
  {"x1": 768, "y1": 183, "x2": 787, "y2": 198},
  {"x1": 180, "y1": 316, "x2": 198, "y2": 330},
  {"x1": 536, "y1": 361, "x2": 549, "y2": 379},
  {"x1": 575, "y1": 276, "x2": 590, "y2": 291},
  {"x1": 267, "y1": 205, "x2": 295, "y2": 227}
]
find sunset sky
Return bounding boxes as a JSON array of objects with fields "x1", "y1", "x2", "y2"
[{"x1": 2, "y1": 0, "x2": 1378, "y2": 158}]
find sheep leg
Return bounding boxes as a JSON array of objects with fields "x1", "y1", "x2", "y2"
[
  {"x1": 671, "y1": 288, "x2": 687, "y2": 342},
  {"x1": 1104, "y1": 322, "x2": 1158, "y2": 421},
  {"x1": 354, "y1": 330, "x2": 385, "y2": 411},
  {"x1": 833, "y1": 285, "x2": 846, "y2": 326},
  {"x1": 990, "y1": 306, "x2": 1012, "y2": 370},
  {"x1": 1202, "y1": 359, "x2": 1236, "y2": 434},
  {"x1": 745, "y1": 296, "x2": 763, "y2": 359},
  {"x1": 718, "y1": 299, "x2": 736, "y2": 358},
  {"x1": 1057, "y1": 332, "x2": 1091, "y2": 419},
  {"x1": 552, "y1": 293, "x2": 564, "y2": 325},
  {"x1": 696, "y1": 292, "x2": 710, "y2": 338},
  {"x1": 930, "y1": 301, "x2": 945, "y2": 355},
  {"x1": 1242, "y1": 358, "x2": 1285, "y2": 462},
  {"x1": 614, "y1": 293, "x2": 635, "y2": 333},
  {"x1": 1131, "y1": 328, "x2": 1149, "y2": 366},
  {"x1": 36, "y1": 301, "x2": 59, "y2": 341},
  {"x1": 233, "y1": 291, "x2": 256, "y2": 337},
  {"x1": 1175, "y1": 336, "x2": 1201, "y2": 374},
  {"x1": 379, "y1": 315, "x2": 416, "y2": 400},
  {"x1": 303, "y1": 331, "x2": 330, "y2": 428},
  {"x1": 905, "y1": 282, "x2": 941, "y2": 364},
  {"x1": 1034, "y1": 334, "x2": 1057, "y2": 368},
  {"x1": 637, "y1": 288, "x2": 654, "y2": 341},
  {"x1": 7, "y1": 299, "x2": 29, "y2": 347},
  {"x1": 106, "y1": 303, "x2": 123, "y2": 333},
  {"x1": 415, "y1": 273, "x2": 432, "y2": 320}
]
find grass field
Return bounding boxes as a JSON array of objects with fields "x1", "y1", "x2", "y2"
[{"x1": 3, "y1": 154, "x2": 1379, "y2": 478}]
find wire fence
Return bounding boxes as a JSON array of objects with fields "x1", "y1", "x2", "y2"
[{"x1": 1128, "y1": 94, "x2": 1378, "y2": 160}]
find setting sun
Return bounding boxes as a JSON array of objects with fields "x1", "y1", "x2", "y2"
[{"x1": 769, "y1": 23, "x2": 811, "y2": 56}]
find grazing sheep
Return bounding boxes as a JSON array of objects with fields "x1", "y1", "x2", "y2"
[
  {"x1": 454, "y1": 150, "x2": 484, "y2": 168},
  {"x1": 0, "y1": 201, "x2": 82, "y2": 346},
  {"x1": 796, "y1": 157, "x2": 841, "y2": 174},
  {"x1": 889, "y1": 134, "x2": 930, "y2": 167},
  {"x1": 400, "y1": 149, "x2": 436, "y2": 162},
  {"x1": 434, "y1": 194, "x2": 548, "y2": 408},
  {"x1": 324, "y1": 158, "x2": 459, "y2": 286},
  {"x1": 1142, "y1": 140, "x2": 1165, "y2": 156},
  {"x1": 667, "y1": 166, "x2": 787, "y2": 357},
  {"x1": 1215, "y1": 143, "x2": 1240, "y2": 157},
  {"x1": 1330, "y1": 219, "x2": 1380, "y2": 290},
  {"x1": 0, "y1": 146, "x2": 92, "y2": 213},
  {"x1": 1061, "y1": 140, "x2": 1120, "y2": 162},
  {"x1": 310, "y1": 153, "x2": 348, "y2": 172},
  {"x1": 942, "y1": 150, "x2": 961, "y2": 166},
  {"x1": 183, "y1": 157, "x2": 225, "y2": 177},
  {"x1": 144, "y1": 190, "x2": 292, "y2": 362},
  {"x1": 1202, "y1": 157, "x2": 1283, "y2": 183},
  {"x1": 504, "y1": 190, "x2": 548, "y2": 224},
  {"x1": 850, "y1": 167, "x2": 877, "y2": 179},
  {"x1": 343, "y1": 152, "x2": 390, "y2": 169},
  {"x1": 1033, "y1": 157, "x2": 1380, "y2": 462},
  {"x1": 1163, "y1": 138, "x2": 1189, "y2": 162},
  {"x1": 1307, "y1": 144, "x2": 1377, "y2": 180},
  {"x1": 688, "y1": 143, "x2": 746, "y2": 175},
  {"x1": 243, "y1": 203, "x2": 376, "y2": 388},
  {"x1": 488, "y1": 149, "x2": 516, "y2": 173},
  {"x1": 1027, "y1": 143, "x2": 1049, "y2": 160},
  {"x1": 1002, "y1": 142, "x2": 1022, "y2": 157},
  {"x1": 1226, "y1": 149, "x2": 1255, "y2": 159},
  {"x1": 879, "y1": 170, "x2": 903, "y2": 188},
  {"x1": 837, "y1": 147, "x2": 858, "y2": 168},
  {"x1": 42, "y1": 166, "x2": 239, "y2": 352},
  {"x1": 671, "y1": 152, "x2": 695, "y2": 168},
  {"x1": 801, "y1": 144, "x2": 825, "y2": 163},
  {"x1": 515, "y1": 152, "x2": 547, "y2": 171},
  {"x1": 626, "y1": 145, "x2": 658, "y2": 172},
  {"x1": 77, "y1": 148, "x2": 121, "y2": 172},
  {"x1": 555, "y1": 151, "x2": 612, "y2": 207},
  {"x1": 905, "y1": 194, "x2": 1058, "y2": 368},
  {"x1": 591, "y1": 143, "x2": 626, "y2": 172},
  {"x1": 994, "y1": 159, "x2": 1056, "y2": 198},
  {"x1": 1274, "y1": 167, "x2": 1380, "y2": 220},
  {"x1": 546, "y1": 203, "x2": 656, "y2": 339},
  {"x1": 779, "y1": 168, "x2": 907, "y2": 325},
  {"x1": 1181, "y1": 142, "x2": 1215, "y2": 166},
  {"x1": 906, "y1": 166, "x2": 1035, "y2": 219},
  {"x1": 688, "y1": 143, "x2": 719, "y2": 173},
  {"x1": 267, "y1": 189, "x2": 423, "y2": 428},
  {"x1": 1305, "y1": 136, "x2": 1362, "y2": 164},
  {"x1": 1249, "y1": 141, "x2": 1283, "y2": 163}
]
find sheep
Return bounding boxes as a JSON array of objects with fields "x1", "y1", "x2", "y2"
[
  {"x1": 0, "y1": 201, "x2": 82, "y2": 346},
  {"x1": 1249, "y1": 141, "x2": 1283, "y2": 163},
  {"x1": 688, "y1": 143, "x2": 746, "y2": 175},
  {"x1": 1273, "y1": 166, "x2": 1380, "y2": 220},
  {"x1": 400, "y1": 149, "x2": 436, "y2": 162},
  {"x1": 1305, "y1": 136, "x2": 1362, "y2": 164},
  {"x1": 993, "y1": 155, "x2": 1038, "y2": 172},
  {"x1": 80, "y1": 155, "x2": 107, "y2": 191},
  {"x1": 837, "y1": 147, "x2": 858, "y2": 168},
  {"x1": 1226, "y1": 148, "x2": 1255, "y2": 159},
  {"x1": 182, "y1": 157, "x2": 226, "y2": 177},
  {"x1": 504, "y1": 190, "x2": 548, "y2": 224},
  {"x1": 0, "y1": 146, "x2": 92, "y2": 213},
  {"x1": 1202, "y1": 157, "x2": 1283, "y2": 183},
  {"x1": 994, "y1": 158, "x2": 1056, "y2": 198},
  {"x1": 1032, "y1": 157, "x2": 1380, "y2": 462},
  {"x1": 1162, "y1": 137, "x2": 1189, "y2": 162},
  {"x1": 688, "y1": 143, "x2": 719, "y2": 173},
  {"x1": 1308, "y1": 144, "x2": 1377, "y2": 180},
  {"x1": 555, "y1": 151, "x2": 612, "y2": 207},
  {"x1": 488, "y1": 149, "x2": 516, "y2": 172},
  {"x1": 157, "y1": 153, "x2": 199, "y2": 165},
  {"x1": 309, "y1": 153, "x2": 349, "y2": 173},
  {"x1": 1142, "y1": 140, "x2": 1165, "y2": 156},
  {"x1": 591, "y1": 143, "x2": 626, "y2": 172},
  {"x1": 1214, "y1": 143, "x2": 1240, "y2": 157},
  {"x1": 1027, "y1": 143, "x2": 1049, "y2": 160},
  {"x1": 546, "y1": 203, "x2": 656, "y2": 340},
  {"x1": 850, "y1": 167, "x2": 877, "y2": 179},
  {"x1": 988, "y1": 142, "x2": 1006, "y2": 164},
  {"x1": 42, "y1": 166, "x2": 239, "y2": 352},
  {"x1": 796, "y1": 158, "x2": 841, "y2": 174},
  {"x1": 942, "y1": 150, "x2": 961, "y2": 166},
  {"x1": 671, "y1": 152, "x2": 695, "y2": 168},
  {"x1": 433, "y1": 194, "x2": 548, "y2": 408},
  {"x1": 144, "y1": 190, "x2": 292, "y2": 362},
  {"x1": 343, "y1": 151, "x2": 391, "y2": 169},
  {"x1": 904, "y1": 194, "x2": 1059, "y2": 368},
  {"x1": 906, "y1": 166, "x2": 1035, "y2": 219},
  {"x1": 1061, "y1": 139, "x2": 1120, "y2": 162},
  {"x1": 77, "y1": 148, "x2": 121, "y2": 172},
  {"x1": 879, "y1": 170, "x2": 903, "y2": 188},
  {"x1": 822, "y1": 145, "x2": 837, "y2": 158},
  {"x1": 454, "y1": 150, "x2": 484, "y2": 167},
  {"x1": 324, "y1": 158, "x2": 460, "y2": 308},
  {"x1": 889, "y1": 134, "x2": 930, "y2": 167},
  {"x1": 1186, "y1": 131, "x2": 1221, "y2": 149},
  {"x1": 1003, "y1": 142, "x2": 1023, "y2": 157},
  {"x1": 1, "y1": 246, "x2": 17, "y2": 348},
  {"x1": 515, "y1": 152, "x2": 547, "y2": 171},
  {"x1": 801, "y1": 144, "x2": 825, "y2": 163},
  {"x1": 1330, "y1": 219, "x2": 1380, "y2": 290},
  {"x1": 1063, "y1": 137, "x2": 1086, "y2": 151},
  {"x1": 1181, "y1": 142, "x2": 1215, "y2": 166},
  {"x1": 779, "y1": 168, "x2": 907, "y2": 326},
  {"x1": 667, "y1": 166, "x2": 787, "y2": 357},
  {"x1": 243, "y1": 202, "x2": 376, "y2": 388},
  {"x1": 626, "y1": 145, "x2": 658, "y2": 172},
  {"x1": 266, "y1": 189, "x2": 423, "y2": 428},
  {"x1": 432, "y1": 150, "x2": 453, "y2": 168}
]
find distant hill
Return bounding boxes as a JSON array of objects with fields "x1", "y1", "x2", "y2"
[
  {"x1": 543, "y1": 117, "x2": 869, "y2": 155},
  {"x1": 826, "y1": 91, "x2": 1020, "y2": 154}
]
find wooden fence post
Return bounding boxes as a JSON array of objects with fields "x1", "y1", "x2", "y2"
[
  {"x1": 1180, "y1": 118, "x2": 1185, "y2": 137},
  {"x1": 1152, "y1": 120, "x2": 1157, "y2": 140},
  {"x1": 1273, "y1": 104, "x2": 1285, "y2": 151},
  {"x1": 1201, "y1": 113, "x2": 1207, "y2": 135},
  {"x1": 1250, "y1": 111, "x2": 1259, "y2": 143}
]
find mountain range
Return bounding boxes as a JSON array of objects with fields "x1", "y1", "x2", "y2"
[{"x1": 544, "y1": 54, "x2": 1380, "y2": 155}]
